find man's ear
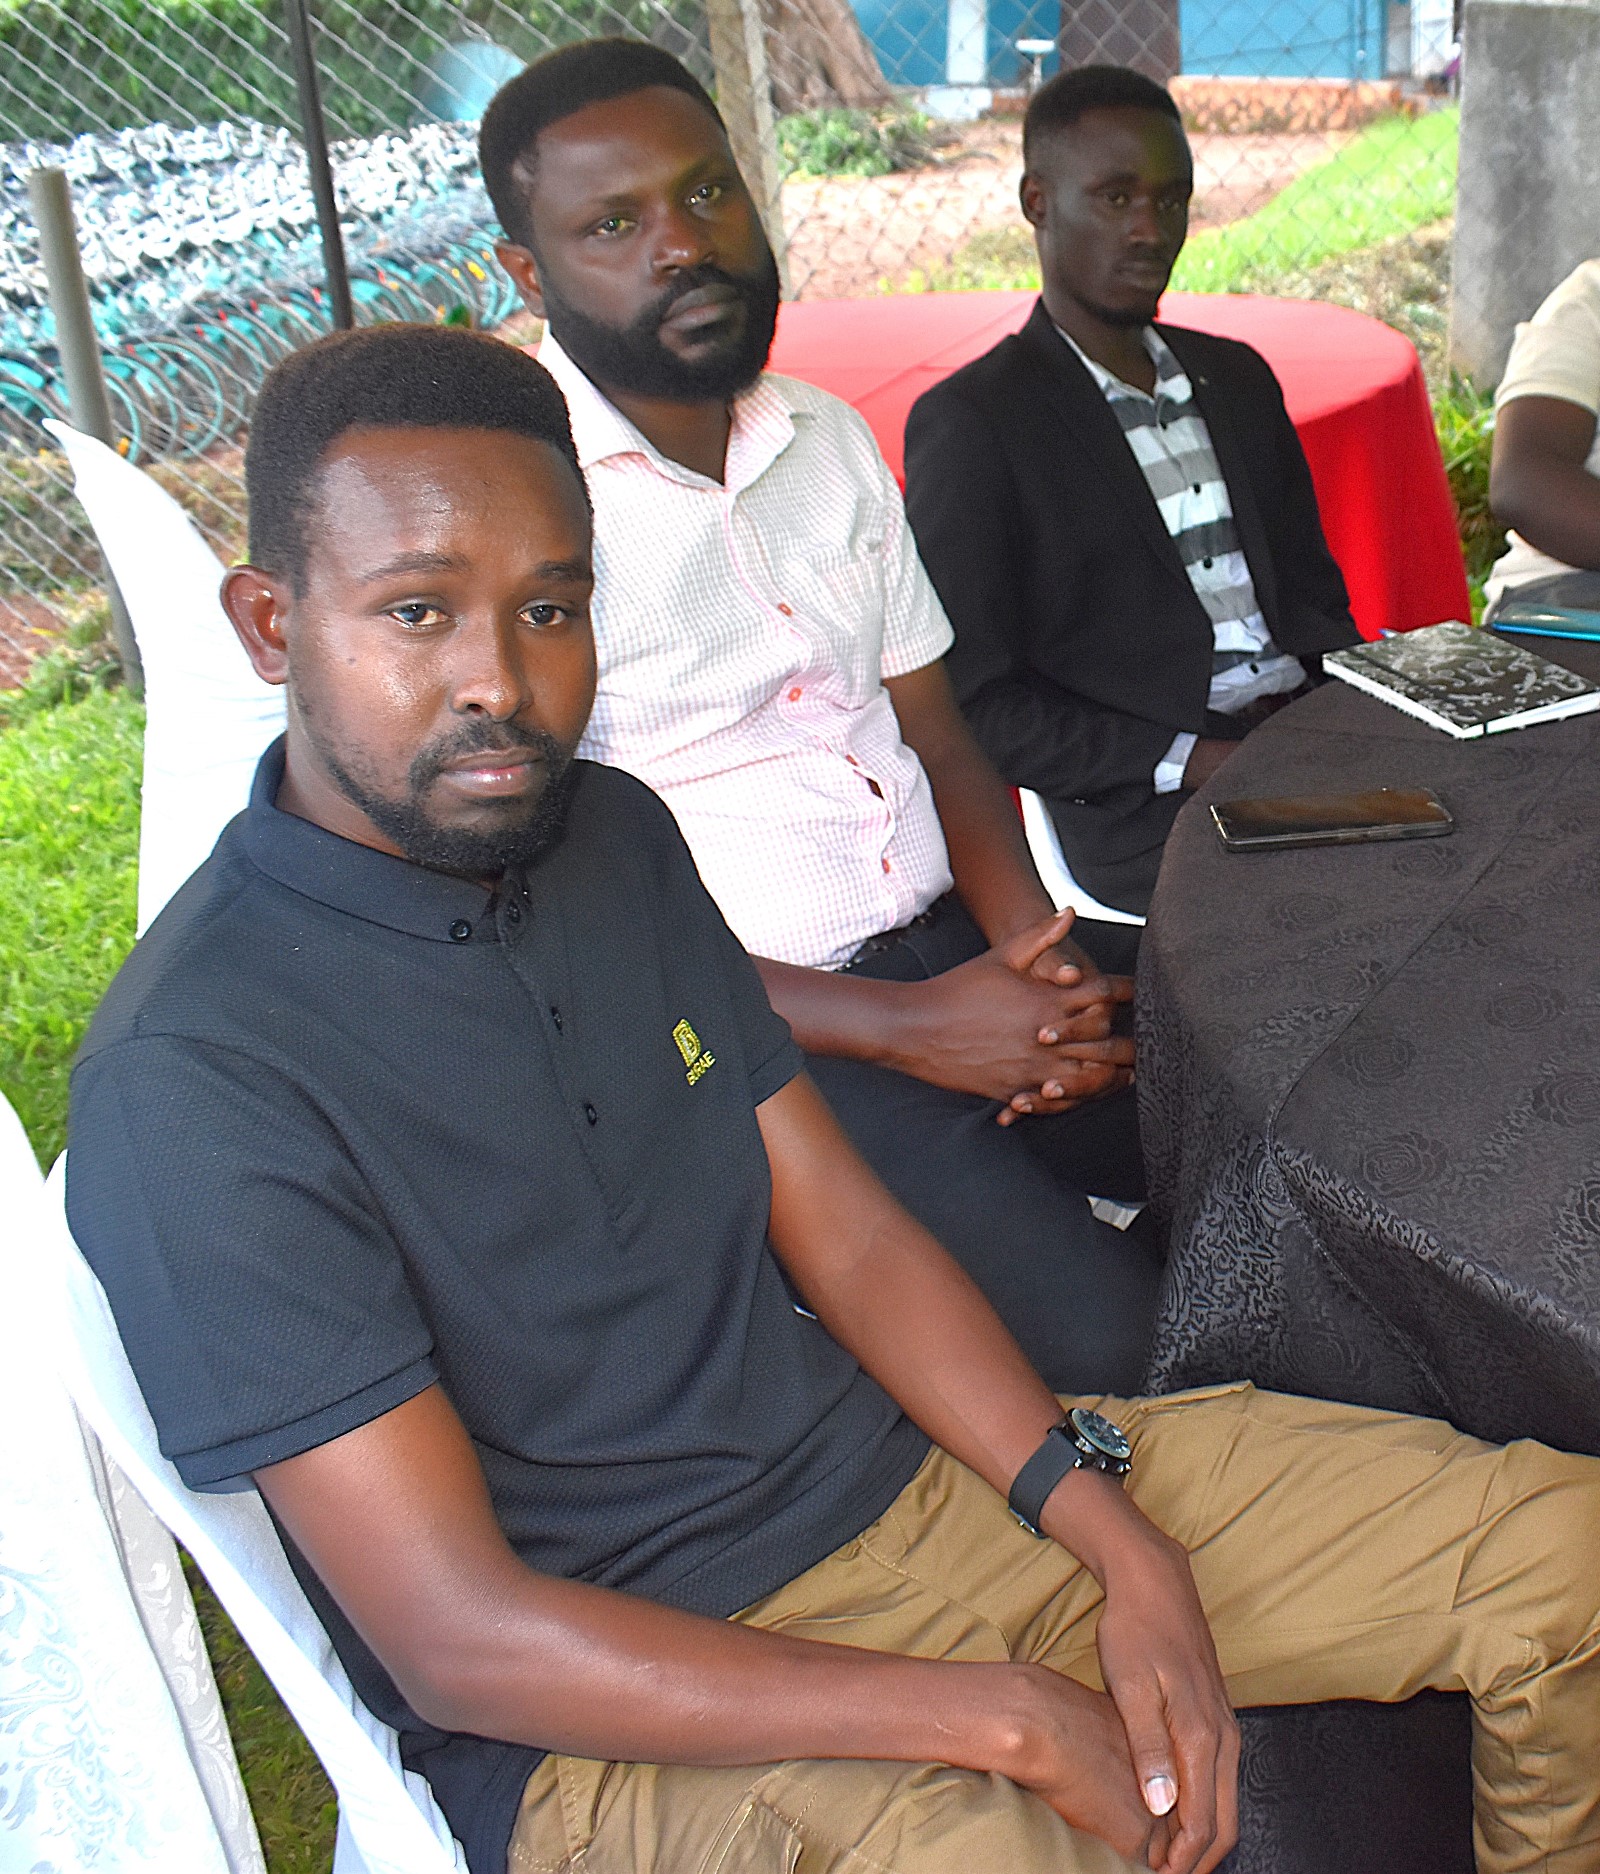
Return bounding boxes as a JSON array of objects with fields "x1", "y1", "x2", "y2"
[
  {"x1": 221, "y1": 565, "x2": 291, "y2": 687},
  {"x1": 495, "y1": 241, "x2": 545, "y2": 319},
  {"x1": 1019, "y1": 170, "x2": 1047, "y2": 230}
]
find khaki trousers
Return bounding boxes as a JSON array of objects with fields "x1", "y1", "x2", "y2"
[{"x1": 507, "y1": 1384, "x2": 1600, "y2": 1874}]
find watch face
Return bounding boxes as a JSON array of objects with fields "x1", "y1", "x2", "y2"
[{"x1": 1070, "y1": 1406, "x2": 1132, "y2": 1463}]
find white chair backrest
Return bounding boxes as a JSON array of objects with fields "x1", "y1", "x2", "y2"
[
  {"x1": 1017, "y1": 786, "x2": 1145, "y2": 928},
  {"x1": 0, "y1": 1093, "x2": 262, "y2": 1872},
  {"x1": 45, "y1": 420, "x2": 286, "y2": 934},
  {"x1": 40, "y1": 1154, "x2": 468, "y2": 1874}
]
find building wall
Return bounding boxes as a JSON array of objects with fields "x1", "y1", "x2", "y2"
[
  {"x1": 850, "y1": 0, "x2": 1059, "y2": 87},
  {"x1": 850, "y1": 0, "x2": 1394, "y2": 89},
  {"x1": 1179, "y1": 0, "x2": 1390, "y2": 79}
]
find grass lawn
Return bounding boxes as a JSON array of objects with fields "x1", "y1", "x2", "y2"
[
  {"x1": 928, "y1": 107, "x2": 1460, "y2": 296},
  {"x1": 1170, "y1": 109, "x2": 1459, "y2": 293},
  {"x1": 0, "y1": 685, "x2": 141, "y2": 1160}
]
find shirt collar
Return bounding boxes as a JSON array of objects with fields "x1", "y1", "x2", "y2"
[
  {"x1": 239, "y1": 737, "x2": 503, "y2": 942},
  {"x1": 538, "y1": 327, "x2": 806, "y2": 495},
  {"x1": 1054, "y1": 322, "x2": 1184, "y2": 403}
]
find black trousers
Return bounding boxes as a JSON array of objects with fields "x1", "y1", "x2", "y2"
[{"x1": 805, "y1": 900, "x2": 1160, "y2": 1394}]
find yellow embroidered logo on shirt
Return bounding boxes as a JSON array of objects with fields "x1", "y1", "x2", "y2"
[{"x1": 673, "y1": 1019, "x2": 716, "y2": 1085}]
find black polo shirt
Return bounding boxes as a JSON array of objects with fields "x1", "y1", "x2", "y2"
[{"x1": 66, "y1": 741, "x2": 928, "y2": 1874}]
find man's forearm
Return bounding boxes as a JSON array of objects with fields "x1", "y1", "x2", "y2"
[
  {"x1": 754, "y1": 955, "x2": 916, "y2": 1065},
  {"x1": 883, "y1": 661, "x2": 1090, "y2": 965},
  {"x1": 759, "y1": 1076, "x2": 1147, "y2": 1575},
  {"x1": 896, "y1": 696, "x2": 1059, "y2": 947},
  {"x1": 414, "y1": 1563, "x2": 1038, "y2": 1771},
  {"x1": 1491, "y1": 398, "x2": 1600, "y2": 572},
  {"x1": 927, "y1": 729, "x2": 1066, "y2": 950},
  {"x1": 258, "y1": 1386, "x2": 1045, "y2": 1780},
  {"x1": 1496, "y1": 457, "x2": 1600, "y2": 569}
]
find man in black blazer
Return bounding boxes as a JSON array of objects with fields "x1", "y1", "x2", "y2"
[{"x1": 904, "y1": 65, "x2": 1357, "y2": 916}]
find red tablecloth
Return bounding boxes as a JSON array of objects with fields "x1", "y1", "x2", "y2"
[{"x1": 768, "y1": 291, "x2": 1470, "y2": 641}]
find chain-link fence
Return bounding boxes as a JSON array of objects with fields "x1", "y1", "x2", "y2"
[{"x1": 0, "y1": 0, "x2": 1469, "y2": 683}]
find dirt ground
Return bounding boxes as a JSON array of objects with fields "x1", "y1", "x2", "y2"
[
  {"x1": 781, "y1": 119, "x2": 1348, "y2": 300},
  {"x1": 0, "y1": 596, "x2": 63, "y2": 688}
]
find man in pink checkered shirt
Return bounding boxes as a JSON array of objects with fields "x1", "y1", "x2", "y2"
[{"x1": 479, "y1": 39, "x2": 1160, "y2": 1390}]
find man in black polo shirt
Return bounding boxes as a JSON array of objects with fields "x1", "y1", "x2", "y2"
[{"x1": 67, "y1": 327, "x2": 1600, "y2": 1874}]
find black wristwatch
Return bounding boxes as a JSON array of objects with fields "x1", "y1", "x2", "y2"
[{"x1": 1008, "y1": 1407, "x2": 1132, "y2": 1537}]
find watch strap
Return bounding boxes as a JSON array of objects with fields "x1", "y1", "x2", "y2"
[{"x1": 1008, "y1": 1422, "x2": 1080, "y2": 1537}]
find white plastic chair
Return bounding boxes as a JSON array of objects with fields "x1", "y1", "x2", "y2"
[
  {"x1": 1017, "y1": 786, "x2": 1145, "y2": 928},
  {"x1": 38, "y1": 1152, "x2": 469, "y2": 1874},
  {"x1": 0, "y1": 1090, "x2": 263, "y2": 1873},
  {"x1": 45, "y1": 420, "x2": 286, "y2": 933},
  {"x1": 40, "y1": 426, "x2": 467, "y2": 1871}
]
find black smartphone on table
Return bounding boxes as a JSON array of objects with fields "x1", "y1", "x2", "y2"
[{"x1": 1212, "y1": 786, "x2": 1454, "y2": 852}]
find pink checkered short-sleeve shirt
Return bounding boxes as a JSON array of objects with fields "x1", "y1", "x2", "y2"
[{"x1": 541, "y1": 334, "x2": 955, "y2": 970}]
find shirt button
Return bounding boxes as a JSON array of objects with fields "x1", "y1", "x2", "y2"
[
  {"x1": 550, "y1": 1004, "x2": 563, "y2": 1030},
  {"x1": 881, "y1": 857, "x2": 892, "y2": 874},
  {"x1": 449, "y1": 919, "x2": 472, "y2": 942},
  {"x1": 1192, "y1": 483, "x2": 1201, "y2": 494},
  {"x1": 788, "y1": 687, "x2": 802, "y2": 702},
  {"x1": 845, "y1": 753, "x2": 859, "y2": 766},
  {"x1": 1202, "y1": 557, "x2": 1214, "y2": 569},
  {"x1": 506, "y1": 903, "x2": 521, "y2": 924},
  {"x1": 583, "y1": 1102, "x2": 599, "y2": 1126},
  {"x1": 776, "y1": 602, "x2": 794, "y2": 616}
]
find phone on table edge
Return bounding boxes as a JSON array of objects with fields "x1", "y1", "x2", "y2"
[{"x1": 1211, "y1": 785, "x2": 1454, "y2": 853}]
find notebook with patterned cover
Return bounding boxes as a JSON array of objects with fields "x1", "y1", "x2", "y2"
[{"x1": 1325, "y1": 621, "x2": 1600, "y2": 737}]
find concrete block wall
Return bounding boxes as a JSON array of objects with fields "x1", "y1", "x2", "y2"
[{"x1": 1451, "y1": 0, "x2": 1600, "y2": 388}]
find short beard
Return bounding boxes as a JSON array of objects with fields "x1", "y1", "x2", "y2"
[
  {"x1": 309, "y1": 710, "x2": 577, "y2": 879},
  {"x1": 542, "y1": 248, "x2": 781, "y2": 403}
]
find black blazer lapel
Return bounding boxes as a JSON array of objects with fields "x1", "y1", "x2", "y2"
[
  {"x1": 1161, "y1": 324, "x2": 1282, "y2": 628},
  {"x1": 1016, "y1": 302, "x2": 1196, "y2": 600}
]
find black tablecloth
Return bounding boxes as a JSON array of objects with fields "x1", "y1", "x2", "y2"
[{"x1": 1139, "y1": 678, "x2": 1600, "y2": 1455}]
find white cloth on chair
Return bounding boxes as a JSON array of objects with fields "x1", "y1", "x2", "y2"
[
  {"x1": 44, "y1": 420, "x2": 285, "y2": 933},
  {"x1": 0, "y1": 1092, "x2": 263, "y2": 1874}
]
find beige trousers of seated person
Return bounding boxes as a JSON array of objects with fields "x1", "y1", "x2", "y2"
[{"x1": 508, "y1": 1383, "x2": 1600, "y2": 1874}]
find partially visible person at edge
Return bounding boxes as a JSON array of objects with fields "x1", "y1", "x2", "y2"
[
  {"x1": 902, "y1": 65, "x2": 1359, "y2": 919},
  {"x1": 476, "y1": 39, "x2": 1158, "y2": 1395},
  {"x1": 1485, "y1": 257, "x2": 1600, "y2": 620},
  {"x1": 66, "y1": 321, "x2": 1600, "y2": 1874}
]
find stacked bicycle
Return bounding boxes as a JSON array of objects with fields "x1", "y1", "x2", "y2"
[{"x1": 0, "y1": 118, "x2": 522, "y2": 461}]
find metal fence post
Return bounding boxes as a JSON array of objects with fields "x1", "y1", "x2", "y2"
[
  {"x1": 25, "y1": 166, "x2": 144, "y2": 697},
  {"x1": 705, "y1": 0, "x2": 790, "y2": 292},
  {"x1": 283, "y1": 0, "x2": 355, "y2": 330}
]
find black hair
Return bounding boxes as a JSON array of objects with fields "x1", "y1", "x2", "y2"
[
  {"x1": 479, "y1": 38, "x2": 723, "y2": 250},
  {"x1": 245, "y1": 322, "x2": 587, "y2": 589},
  {"x1": 1023, "y1": 63, "x2": 1183, "y2": 165}
]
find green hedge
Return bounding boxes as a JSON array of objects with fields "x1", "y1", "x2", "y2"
[{"x1": 0, "y1": 0, "x2": 695, "y2": 142}]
